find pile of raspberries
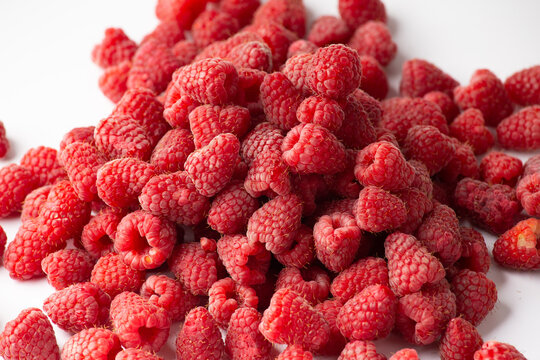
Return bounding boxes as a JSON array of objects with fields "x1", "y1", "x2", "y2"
[{"x1": 0, "y1": 0, "x2": 539, "y2": 359}]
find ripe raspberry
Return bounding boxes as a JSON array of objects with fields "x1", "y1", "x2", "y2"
[
  {"x1": 237, "y1": 67, "x2": 266, "y2": 109},
  {"x1": 403, "y1": 125, "x2": 455, "y2": 175},
  {"x1": 439, "y1": 138, "x2": 479, "y2": 183},
  {"x1": 98, "y1": 60, "x2": 130, "y2": 103},
  {"x1": 355, "y1": 186, "x2": 407, "y2": 232},
  {"x1": 192, "y1": 9, "x2": 240, "y2": 48},
  {"x1": 338, "y1": 0, "x2": 386, "y2": 29},
  {"x1": 349, "y1": 21, "x2": 396, "y2": 66},
  {"x1": 504, "y1": 65, "x2": 540, "y2": 106},
  {"x1": 480, "y1": 151, "x2": 523, "y2": 186},
  {"x1": 400, "y1": 59, "x2": 459, "y2": 98},
  {"x1": 337, "y1": 284, "x2": 397, "y2": 341},
  {"x1": 90, "y1": 253, "x2": 146, "y2": 298},
  {"x1": 96, "y1": 157, "x2": 156, "y2": 208},
  {"x1": 20, "y1": 146, "x2": 66, "y2": 186},
  {"x1": 150, "y1": 128, "x2": 194, "y2": 173},
  {"x1": 43, "y1": 282, "x2": 110, "y2": 333},
  {"x1": 395, "y1": 188, "x2": 432, "y2": 234},
  {"x1": 176, "y1": 307, "x2": 225, "y2": 360},
  {"x1": 274, "y1": 225, "x2": 315, "y2": 268},
  {"x1": 190, "y1": 105, "x2": 251, "y2": 149},
  {"x1": 81, "y1": 207, "x2": 126, "y2": 259},
  {"x1": 496, "y1": 105, "x2": 540, "y2": 150},
  {"x1": 226, "y1": 41, "x2": 273, "y2": 72},
  {"x1": 309, "y1": 44, "x2": 362, "y2": 99},
  {"x1": 171, "y1": 40, "x2": 199, "y2": 65},
  {"x1": 423, "y1": 91, "x2": 459, "y2": 122},
  {"x1": 440, "y1": 317, "x2": 483, "y2": 360},
  {"x1": 247, "y1": 194, "x2": 302, "y2": 254},
  {"x1": 324, "y1": 151, "x2": 361, "y2": 200},
  {"x1": 336, "y1": 95, "x2": 377, "y2": 149},
  {"x1": 195, "y1": 31, "x2": 266, "y2": 61},
  {"x1": 524, "y1": 154, "x2": 540, "y2": 176},
  {"x1": 287, "y1": 39, "x2": 318, "y2": 58},
  {"x1": 0, "y1": 225, "x2": 5, "y2": 259},
  {"x1": 220, "y1": 0, "x2": 260, "y2": 27},
  {"x1": 389, "y1": 349, "x2": 419, "y2": 360},
  {"x1": 110, "y1": 291, "x2": 171, "y2": 352},
  {"x1": 282, "y1": 52, "x2": 314, "y2": 94},
  {"x1": 277, "y1": 345, "x2": 313, "y2": 360},
  {"x1": 92, "y1": 28, "x2": 137, "y2": 68},
  {"x1": 409, "y1": 159, "x2": 433, "y2": 197},
  {"x1": 0, "y1": 308, "x2": 60, "y2": 360},
  {"x1": 380, "y1": 97, "x2": 449, "y2": 143},
  {"x1": 0, "y1": 121, "x2": 9, "y2": 159},
  {"x1": 450, "y1": 109, "x2": 494, "y2": 155},
  {"x1": 308, "y1": 15, "x2": 352, "y2": 47},
  {"x1": 385, "y1": 232, "x2": 445, "y2": 296},
  {"x1": 115, "y1": 349, "x2": 163, "y2": 360},
  {"x1": 454, "y1": 69, "x2": 514, "y2": 126},
  {"x1": 351, "y1": 89, "x2": 383, "y2": 125},
  {"x1": 208, "y1": 277, "x2": 258, "y2": 327},
  {"x1": 275, "y1": 266, "x2": 330, "y2": 305},
  {"x1": 260, "y1": 72, "x2": 303, "y2": 130},
  {"x1": 473, "y1": 341, "x2": 526, "y2": 360},
  {"x1": 225, "y1": 307, "x2": 272, "y2": 360},
  {"x1": 359, "y1": 55, "x2": 388, "y2": 100},
  {"x1": 61, "y1": 327, "x2": 121, "y2": 360},
  {"x1": 141, "y1": 20, "x2": 185, "y2": 47},
  {"x1": 493, "y1": 218, "x2": 540, "y2": 270},
  {"x1": 58, "y1": 126, "x2": 95, "y2": 158},
  {"x1": 456, "y1": 227, "x2": 491, "y2": 274},
  {"x1": 517, "y1": 173, "x2": 540, "y2": 217},
  {"x1": 451, "y1": 269, "x2": 497, "y2": 326},
  {"x1": 253, "y1": 0, "x2": 306, "y2": 38},
  {"x1": 260, "y1": 288, "x2": 330, "y2": 352},
  {"x1": 41, "y1": 249, "x2": 94, "y2": 290},
  {"x1": 244, "y1": 149, "x2": 292, "y2": 198},
  {"x1": 296, "y1": 95, "x2": 344, "y2": 132},
  {"x1": 21, "y1": 185, "x2": 51, "y2": 222},
  {"x1": 338, "y1": 341, "x2": 386, "y2": 360}
]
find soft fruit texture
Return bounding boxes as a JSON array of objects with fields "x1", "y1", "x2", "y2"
[
  {"x1": 150, "y1": 128, "x2": 194, "y2": 173},
  {"x1": 253, "y1": 0, "x2": 307, "y2": 38},
  {"x1": 450, "y1": 109, "x2": 495, "y2": 155},
  {"x1": 359, "y1": 55, "x2": 389, "y2": 100},
  {"x1": 225, "y1": 307, "x2": 272, "y2": 360},
  {"x1": 287, "y1": 39, "x2": 318, "y2": 58},
  {"x1": 308, "y1": 15, "x2": 352, "y2": 47},
  {"x1": 176, "y1": 307, "x2": 225, "y2": 360},
  {"x1": 355, "y1": 186, "x2": 407, "y2": 232},
  {"x1": 473, "y1": 341, "x2": 527, "y2": 360},
  {"x1": 338, "y1": 0, "x2": 387, "y2": 29},
  {"x1": 389, "y1": 349, "x2": 419, "y2": 360},
  {"x1": 274, "y1": 225, "x2": 315, "y2": 268},
  {"x1": 90, "y1": 253, "x2": 146, "y2": 298},
  {"x1": 20, "y1": 146, "x2": 66, "y2": 186},
  {"x1": 424, "y1": 91, "x2": 459, "y2": 122},
  {"x1": 41, "y1": 249, "x2": 95, "y2": 290},
  {"x1": 296, "y1": 95, "x2": 344, "y2": 132},
  {"x1": 98, "y1": 60, "x2": 131, "y2": 103},
  {"x1": 241, "y1": 122, "x2": 284, "y2": 165},
  {"x1": 281, "y1": 52, "x2": 313, "y2": 94},
  {"x1": 62, "y1": 327, "x2": 121, "y2": 360},
  {"x1": 440, "y1": 317, "x2": 483, "y2": 360},
  {"x1": 403, "y1": 125, "x2": 455, "y2": 175},
  {"x1": 493, "y1": 218, "x2": 540, "y2": 270},
  {"x1": 480, "y1": 151, "x2": 523, "y2": 186},
  {"x1": 496, "y1": 105, "x2": 540, "y2": 150},
  {"x1": 275, "y1": 266, "x2": 330, "y2": 305},
  {"x1": 504, "y1": 65, "x2": 540, "y2": 106},
  {"x1": 456, "y1": 227, "x2": 491, "y2": 274},
  {"x1": 517, "y1": 173, "x2": 540, "y2": 217},
  {"x1": 261, "y1": 71, "x2": 303, "y2": 130},
  {"x1": 92, "y1": 27, "x2": 137, "y2": 68},
  {"x1": 81, "y1": 207, "x2": 125, "y2": 259},
  {"x1": 208, "y1": 277, "x2": 258, "y2": 327},
  {"x1": 115, "y1": 349, "x2": 164, "y2": 360},
  {"x1": 58, "y1": 126, "x2": 95, "y2": 157},
  {"x1": 349, "y1": 21, "x2": 396, "y2": 66},
  {"x1": 0, "y1": 121, "x2": 9, "y2": 158},
  {"x1": 0, "y1": 164, "x2": 40, "y2": 218},
  {"x1": 277, "y1": 345, "x2": 313, "y2": 360},
  {"x1": 21, "y1": 186, "x2": 51, "y2": 222},
  {"x1": 400, "y1": 58, "x2": 459, "y2": 97},
  {"x1": 439, "y1": 138, "x2": 479, "y2": 183},
  {"x1": 396, "y1": 187, "x2": 433, "y2": 234},
  {"x1": 192, "y1": 9, "x2": 240, "y2": 48},
  {"x1": 451, "y1": 269, "x2": 497, "y2": 326},
  {"x1": 315, "y1": 299, "x2": 347, "y2": 356},
  {"x1": 337, "y1": 340, "x2": 386, "y2": 360},
  {"x1": 244, "y1": 149, "x2": 292, "y2": 198}
]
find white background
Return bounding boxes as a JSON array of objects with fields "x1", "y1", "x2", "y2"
[{"x1": 0, "y1": 0, "x2": 539, "y2": 359}]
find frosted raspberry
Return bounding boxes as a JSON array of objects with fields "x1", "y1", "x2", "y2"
[
  {"x1": 208, "y1": 277, "x2": 258, "y2": 327},
  {"x1": 473, "y1": 341, "x2": 526, "y2": 360},
  {"x1": 176, "y1": 307, "x2": 225, "y2": 360},
  {"x1": 493, "y1": 218, "x2": 540, "y2": 270},
  {"x1": 90, "y1": 253, "x2": 146, "y2": 298},
  {"x1": 454, "y1": 69, "x2": 513, "y2": 126},
  {"x1": 115, "y1": 349, "x2": 163, "y2": 360},
  {"x1": 359, "y1": 55, "x2": 388, "y2": 100},
  {"x1": 308, "y1": 15, "x2": 352, "y2": 47},
  {"x1": 141, "y1": 20, "x2": 185, "y2": 47},
  {"x1": 260, "y1": 72, "x2": 303, "y2": 130},
  {"x1": 400, "y1": 59, "x2": 459, "y2": 97},
  {"x1": 81, "y1": 207, "x2": 126, "y2": 259},
  {"x1": 355, "y1": 186, "x2": 407, "y2": 232},
  {"x1": 480, "y1": 151, "x2": 523, "y2": 186},
  {"x1": 297, "y1": 95, "x2": 344, "y2": 132},
  {"x1": 244, "y1": 149, "x2": 292, "y2": 198},
  {"x1": 505, "y1": 65, "x2": 540, "y2": 106},
  {"x1": 274, "y1": 225, "x2": 315, "y2": 268},
  {"x1": 517, "y1": 173, "x2": 540, "y2": 217},
  {"x1": 389, "y1": 349, "x2": 419, "y2": 360},
  {"x1": 99, "y1": 60, "x2": 130, "y2": 103},
  {"x1": 339, "y1": 0, "x2": 386, "y2": 29},
  {"x1": 439, "y1": 138, "x2": 479, "y2": 183},
  {"x1": 403, "y1": 125, "x2": 455, "y2": 175},
  {"x1": 277, "y1": 345, "x2": 313, "y2": 360},
  {"x1": 287, "y1": 39, "x2": 318, "y2": 58},
  {"x1": 220, "y1": 0, "x2": 260, "y2": 27},
  {"x1": 423, "y1": 91, "x2": 459, "y2": 122},
  {"x1": 282, "y1": 52, "x2": 314, "y2": 94},
  {"x1": 61, "y1": 327, "x2": 121, "y2": 360},
  {"x1": 385, "y1": 232, "x2": 445, "y2": 296},
  {"x1": 0, "y1": 308, "x2": 60, "y2": 360},
  {"x1": 150, "y1": 128, "x2": 194, "y2": 173},
  {"x1": 349, "y1": 21, "x2": 396, "y2": 66},
  {"x1": 192, "y1": 9, "x2": 239, "y2": 48},
  {"x1": 58, "y1": 126, "x2": 95, "y2": 158},
  {"x1": 21, "y1": 185, "x2": 52, "y2": 222},
  {"x1": 190, "y1": 105, "x2": 250, "y2": 149},
  {"x1": 337, "y1": 340, "x2": 386, "y2": 360},
  {"x1": 20, "y1": 146, "x2": 66, "y2": 186},
  {"x1": 225, "y1": 307, "x2": 272, "y2": 360},
  {"x1": 41, "y1": 249, "x2": 94, "y2": 290},
  {"x1": 440, "y1": 317, "x2": 483, "y2": 360},
  {"x1": 171, "y1": 40, "x2": 199, "y2": 65},
  {"x1": 275, "y1": 266, "x2": 330, "y2": 305},
  {"x1": 0, "y1": 121, "x2": 8, "y2": 159},
  {"x1": 451, "y1": 269, "x2": 497, "y2": 326},
  {"x1": 92, "y1": 28, "x2": 137, "y2": 68},
  {"x1": 253, "y1": 0, "x2": 306, "y2": 38},
  {"x1": 455, "y1": 227, "x2": 490, "y2": 274},
  {"x1": 43, "y1": 282, "x2": 110, "y2": 333},
  {"x1": 496, "y1": 105, "x2": 540, "y2": 150},
  {"x1": 226, "y1": 41, "x2": 273, "y2": 72}
]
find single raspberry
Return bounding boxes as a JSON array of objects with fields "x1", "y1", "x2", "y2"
[
  {"x1": 403, "y1": 125, "x2": 455, "y2": 175},
  {"x1": 115, "y1": 349, "x2": 164, "y2": 360},
  {"x1": 400, "y1": 59, "x2": 459, "y2": 97},
  {"x1": 220, "y1": 0, "x2": 260, "y2": 27},
  {"x1": 190, "y1": 105, "x2": 250, "y2": 149},
  {"x1": 456, "y1": 227, "x2": 491, "y2": 274},
  {"x1": 171, "y1": 40, "x2": 199, "y2": 65},
  {"x1": 409, "y1": 159, "x2": 433, "y2": 197},
  {"x1": 439, "y1": 138, "x2": 479, "y2": 183},
  {"x1": 225, "y1": 307, "x2": 272, "y2": 360},
  {"x1": 473, "y1": 341, "x2": 527, "y2": 360},
  {"x1": 423, "y1": 91, "x2": 459, "y2": 122},
  {"x1": 294, "y1": 173, "x2": 329, "y2": 214},
  {"x1": 98, "y1": 60, "x2": 130, "y2": 103},
  {"x1": 244, "y1": 149, "x2": 292, "y2": 198},
  {"x1": 277, "y1": 345, "x2": 313, "y2": 360},
  {"x1": 176, "y1": 307, "x2": 225, "y2": 360},
  {"x1": 274, "y1": 225, "x2": 315, "y2": 268},
  {"x1": 524, "y1": 154, "x2": 540, "y2": 176},
  {"x1": 195, "y1": 31, "x2": 265, "y2": 61},
  {"x1": 496, "y1": 105, "x2": 540, "y2": 150},
  {"x1": 226, "y1": 41, "x2": 273, "y2": 72},
  {"x1": 0, "y1": 121, "x2": 9, "y2": 159},
  {"x1": 504, "y1": 65, "x2": 540, "y2": 106},
  {"x1": 359, "y1": 55, "x2": 388, "y2": 100},
  {"x1": 253, "y1": 0, "x2": 306, "y2": 38},
  {"x1": 395, "y1": 188, "x2": 433, "y2": 234},
  {"x1": 110, "y1": 291, "x2": 171, "y2": 352},
  {"x1": 92, "y1": 28, "x2": 137, "y2": 68},
  {"x1": 281, "y1": 52, "x2": 314, "y2": 94},
  {"x1": 58, "y1": 126, "x2": 95, "y2": 158},
  {"x1": 385, "y1": 232, "x2": 445, "y2": 296},
  {"x1": 287, "y1": 39, "x2": 318, "y2": 58},
  {"x1": 247, "y1": 194, "x2": 302, "y2": 254},
  {"x1": 20, "y1": 146, "x2": 66, "y2": 186},
  {"x1": 389, "y1": 349, "x2": 419, "y2": 360},
  {"x1": 43, "y1": 282, "x2": 110, "y2": 333},
  {"x1": 41, "y1": 249, "x2": 95, "y2": 290},
  {"x1": 493, "y1": 218, "x2": 540, "y2": 270},
  {"x1": 349, "y1": 21, "x2": 396, "y2": 66},
  {"x1": 259, "y1": 288, "x2": 330, "y2": 352},
  {"x1": 308, "y1": 44, "x2": 362, "y2": 99},
  {"x1": 21, "y1": 185, "x2": 52, "y2": 222},
  {"x1": 450, "y1": 109, "x2": 494, "y2": 155},
  {"x1": 275, "y1": 266, "x2": 330, "y2": 305},
  {"x1": 81, "y1": 207, "x2": 126, "y2": 259},
  {"x1": 90, "y1": 253, "x2": 146, "y2": 298},
  {"x1": 440, "y1": 317, "x2": 483, "y2": 360},
  {"x1": 338, "y1": 0, "x2": 386, "y2": 29},
  {"x1": 96, "y1": 157, "x2": 156, "y2": 208},
  {"x1": 0, "y1": 308, "x2": 60, "y2": 360},
  {"x1": 296, "y1": 95, "x2": 344, "y2": 133},
  {"x1": 351, "y1": 89, "x2": 383, "y2": 125},
  {"x1": 308, "y1": 15, "x2": 352, "y2": 47},
  {"x1": 155, "y1": 0, "x2": 207, "y2": 28},
  {"x1": 192, "y1": 8, "x2": 240, "y2": 48},
  {"x1": 480, "y1": 151, "x2": 523, "y2": 186},
  {"x1": 260, "y1": 72, "x2": 303, "y2": 130},
  {"x1": 355, "y1": 186, "x2": 407, "y2": 232},
  {"x1": 150, "y1": 128, "x2": 194, "y2": 173},
  {"x1": 517, "y1": 173, "x2": 540, "y2": 217},
  {"x1": 336, "y1": 95, "x2": 377, "y2": 149},
  {"x1": 454, "y1": 69, "x2": 514, "y2": 126},
  {"x1": 141, "y1": 20, "x2": 185, "y2": 47},
  {"x1": 208, "y1": 277, "x2": 258, "y2": 327},
  {"x1": 451, "y1": 269, "x2": 497, "y2": 326},
  {"x1": 61, "y1": 327, "x2": 121, "y2": 360},
  {"x1": 337, "y1": 340, "x2": 386, "y2": 360}
]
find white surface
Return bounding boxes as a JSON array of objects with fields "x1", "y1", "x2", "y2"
[{"x1": 0, "y1": 0, "x2": 539, "y2": 359}]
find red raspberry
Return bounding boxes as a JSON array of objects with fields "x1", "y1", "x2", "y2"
[
  {"x1": 244, "y1": 149, "x2": 292, "y2": 198},
  {"x1": 226, "y1": 41, "x2": 273, "y2": 72},
  {"x1": 41, "y1": 249, "x2": 94, "y2": 290},
  {"x1": 274, "y1": 225, "x2": 315, "y2": 268},
  {"x1": 260, "y1": 288, "x2": 330, "y2": 352},
  {"x1": 96, "y1": 157, "x2": 156, "y2": 208},
  {"x1": 43, "y1": 282, "x2": 110, "y2": 333},
  {"x1": 455, "y1": 227, "x2": 491, "y2": 274},
  {"x1": 400, "y1": 59, "x2": 459, "y2": 98},
  {"x1": 275, "y1": 266, "x2": 330, "y2": 305},
  {"x1": 110, "y1": 291, "x2": 171, "y2": 352},
  {"x1": 247, "y1": 193, "x2": 302, "y2": 254},
  {"x1": 220, "y1": 0, "x2": 260, "y2": 27},
  {"x1": 389, "y1": 349, "x2": 419, "y2": 360},
  {"x1": 423, "y1": 91, "x2": 459, "y2": 122},
  {"x1": 90, "y1": 253, "x2": 146, "y2": 298},
  {"x1": 192, "y1": 9, "x2": 240, "y2": 48},
  {"x1": 493, "y1": 218, "x2": 540, "y2": 270},
  {"x1": 324, "y1": 150, "x2": 361, "y2": 200},
  {"x1": 450, "y1": 108, "x2": 494, "y2": 155},
  {"x1": 308, "y1": 15, "x2": 352, "y2": 47},
  {"x1": 517, "y1": 173, "x2": 540, "y2": 217},
  {"x1": 351, "y1": 89, "x2": 383, "y2": 125},
  {"x1": 0, "y1": 121, "x2": 9, "y2": 159},
  {"x1": 0, "y1": 308, "x2": 60, "y2": 360},
  {"x1": 253, "y1": 0, "x2": 306, "y2": 38},
  {"x1": 396, "y1": 188, "x2": 433, "y2": 234},
  {"x1": 337, "y1": 340, "x2": 386, "y2": 360},
  {"x1": 195, "y1": 31, "x2": 265, "y2": 61},
  {"x1": 225, "y1": 307, "x2": 272, "y2": 360},
  {"x1": 480, "y1": 151, "x2": 523, "y2": 186},
  {"x1": 380, "y1": 97, "x2": 449, "y2": 143},
  {"x1": 176, "y1": 307, "x2": 225, "y2": 360},
  {"x1": 168, "y1": 241, "x2": 220, "y2": 295},
  {"x1": 58, "y1": 126, "x2": 95, "y2": 159},
  {"x1": 155, "y1": 0, "x2": 207, "y2": 28},
  {"x1": 282, "y1": 53, "x2": 314, "y2": 94},
  {"x1": 440, "y1": 317, "x2": 483, "y2": 360},
  {"x1": 241, "y1": 120, "x2": 283, "y2": 165},
  {"x1": 359, "y1": 55, "x2": 388, "y2": 100},
  {"x1": 171, "y1": 40, "x2": 199, "y2": 65},
  {"x1": 403, "y1": 125, "x2": 455, "y2": 175},
  {"x1": 308, "y1": 44, "x2": 362, "y2": 99},
  {"x1": 0, "y1": 225, "x2": 5, "y2": 259},
  {"x1": 451, "y1": 269, "x2": 497, "y2": 326},
  {"x1": 92, "y1": 28, "x2": 137, "y2": 69},
  {"x1": 287, "y1": 39, "x2": 318, "y2": 58},
  {"x1": 237, "y1": 67, "x2": 266, "y2": 109},
  {"x1": 98, "y1": 60, "x2": 130, "y2": 103},
  {"x1": 385, "y1": 232, "x2": 445, "y2": 296},
  {"x1": 454, "y1": 69, "x2": 514, "y2": 126},
  {"x1": 141, "y1": 20, "x2": 185, "y2": 47},
  {"x1": 190, "y1": 105, "x2": 250, "y2": 149},
  {"x1": 208, "y1": 277, "x2": 258, "y2": 327},
  {"x1": 277, "y1": 345, "x2": 313, "y2": 360},
  {"x1": 150, "y1": 128, "x2": 195, "y2": 173},
  {"x1": 260, "y1": 72, "x2": 303, "y2": 130},
  {"x1": 314, "y1": 212, "x2": 361, "y2": 272},
  {"x1": 504, "y1": 65, "x2": 540, "y2": 106},
  {"x1": 21, "y1": 185, "x2": 52, "y2": 222},
  {"x1": 296, "y1": 95, "x2": 344, "y2": 133},
  {"x1": 336, "y1": 95, "x2": 377, "y2": 149},
  {"x1": 20, "y1": 146, "x2": 66, "y2": 186},
  {"x1": 496, "y1": 105, "x2": 540, "y2": 150},
  {"x1": 355, "y1": 186, "x2": 407, "y2": 232},
  {"x1": 116, "y1": 349, "x2": 163, "y2": 360},
  {"x1": 81, "y1": 207, "x2": 126, "y2": 259},
  {"x1": 349, "y1": 21, "x2": 396, "y2": 66},
  {"x1": 311, "y1": 300, "x2": 346, "y2": 355},
  {"x1": 524, "y1": 154, "x2": 540, "y2": 176},
  {"x1": 439, "y1": 138, "x2": 479, "y2": 183},
  {"x1": 61, "y1": 327, "x2": 121, "y2": 360},
  {"x1": 473, "y1": 341, "x2": 526, "y2": 360},
  {"x1": 338, "y1": 0, "x2": 386, "y2": 29},
  {"x1": 409, "y1": 159, "x2": 433, "y2": 197}
]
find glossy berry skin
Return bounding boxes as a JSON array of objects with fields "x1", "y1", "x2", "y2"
[
  {"x1": 451, "y1": 269, "x2": 497, "y2": 326},
  {"x1": 440, "y1": 317, "x2": 483, "y2": 360},
  {"x1": 504, "y1": 65, "x2": 540, "y2": 106},
  {"x1": 176, "y1": 307, "x2": 225, "y2": 360},
  {"x1": 496, "y1": 105, "x2": 540, "y2": 150},
  {"x1": 493, "y1": 218, "x2": 540, "y2": 270}
]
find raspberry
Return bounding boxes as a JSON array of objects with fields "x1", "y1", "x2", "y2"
[
  {"x1": 349, "y1": 21, "x2": 396, "y2": 66},
  {"x1": 195, "y1": 31, "x2": 266, "y2": 61},
  {"x1": 359, "y1": 55, "x2": 388, "y2": 100},
  {"x1": 155, "y1": 0, "x2": 207, "y2": 28},
  {"x1": 409, "y1": 159, "x2": 433, "y2": 197},
  {"x1": 226, "y1": 41, "x2": 273, "y2": 72},
  {"x1": 141, "y1": 20, "x2": 185, "y2": 47},
  {"x1": 260, "y1": 72, "x2": 303, "y2": 130},
  {"x1": 324, "y1": 151, "x2": 361, "y2": 200},
  {"x1": 168, "y1": 241, "x2": 220, "y2": 295},
  {"x1": 454, "y1": 178, "x2": 521, "y2": 234},
  {"x1": 0, "y1": 121, "x2": 9, "y2": 159},
  {"x1": 244, "y1": 149, "x2": 292, "y2": 198},
  {"x1": 277, "y1": 345, "x2": 313, "y2": 360},
  {"x1": 0, "y1": 308, "x2": 60, "y2": 360},
  {"x1": 454, "y1": 69, "x2": 514, "y2": 126},
  {"x1": 385, "y1": 232, "x2": 445, "y2": 296},
  {"x1": 60, "y1": 142, "x2": 106, "y2": 201},
  {"x1": 81, "y1": 207, "x2": 126, "y2": 259},
  {"x1": 163, "y1": 89, "x2": 200, "y2": 129},
  {"x1": 308, "y1": 15, "x2": 352, "y2": 47},
  {"x1": 220, "y1": 0, "x2": 260, "y2": 27},
  {"x1": 439, "y1": 138, "x2": 479, "y2": 183},
  {"x1": 517, "y1": 173, "x2": 540, "y2": 217},
  {"x1": 237, "y1": 68, "x2": 266, "y2": 109},
  {"x1": 473, "y1": 341, "x2": 527, "y2": 360},
  {"x1": 504, "y1": 65, "x2": 540, "y2": 106},
  {"x1": 190, "y1": 105, "x2": 251, "y2": 149},
  {"x1": 98, "y1": 60, "x2": 130, "y2": 103},
  {"x1": 451, "y1": 269, "x2": 497, "y2": 326},
  {"x1": 308, "y1": 44, "x2": 362, "y2": 99},
  {"x1": 247, "y1": 194, "x2": 302, "y2": 254},
  {"x1": 440, "y1": 317, "x2": 483, "y2": 360},
  {"x1": 423, "y1": 91, "x2": 459, "y2": 122},
  {"x1": 296, "y1": 95, "x2": 344, "y2": 132},
  {"x1": 115, "y1": 349, "x2": 163, "y2": 360},
  {"x1": 355, "y1": 186, "x2": 407, "y2": 232},
  {"x1": 110, "y1": 291, "x2": 171, "y2": 352},
  {"x1": 91, "y1": 28, "x2": 137, "y2": 68},
  {"x1": 20, "y1": 146, "x2": 66, "y2": 186},
  {"x1": 287, "y1": 39, "x2": 318, "y2": 58},
  {"x1": 395, "y1": 188, "x2": 432, "y2": 234},
  {"x1": 253, "y1": 0, "x2": 306, "y2": 38},
  {"x1": 449, "y1": 109, "x2": 493, "y2": 155},
  {"x1": 275, "y1": 266, "x2": 330, "y2": 305},
  {"x1": 171, "y1": 40, "x2": 199, "y2": 65},
  {"x1": 493, "y1": 218, "x2": 540, "y2": 270},
  {"x1": 400, "y1": 59, "x2": 459, "y2": 98},
  {"x1": 480, "y1": 151, "x2": 523, "y2": 186},
  {"x1": 338, "y1": 0, "x2": 386, "y2": 29},
  {"x1": 496, "y1": 105, "x2": 540, "y2": 150},
  {"x1": 274, "y1": 225, "x2": 315, "y2": 268},
  {"x1": 337, "y1": 284, "x2": 397, "y2": 341},
  {"x1": 208, "y1": 277, "x2": 258, "y2": 327},
  {"x1": 225, "y1": 307, "x2": 272, "y2": 360},
  {"x1": 21, "y1": 185, "x2": 52, "y2": 222},
  {"x1": 41, "y1": 249, "x2": 95, "y2": 290},
  {"x1": 335, "y1": 95, "x2": 377, "y2": 149},
  {"x1": 389, "y1": 349, "x2": 419, "y2": 360},
  {"x1": 403, "y1": 125, "x2": 455, "y2": 175},
  {"x1": 43, "y1": 282, "x2": 110, "y2": 333},
  {"x1": 351, "y1": 89, "x2": 383, "y2": 125},
  {"x1": 380, "y1": 97, "x2": 449, "y2": 143},
  {"x1": 259, "y1": 288, "x2": 330, "y2": 352},
  {"x1": 524, "y1": 154, "x2": 540, "y2": 176},
  {"x1": 176, "y1": 307, "x2": 225, "y2": 360},
  {"x1": 338, "y1": 341, "x2": 386, "y2": 360},
  {"x1": 282, "y1": 53, "x2": 314, "y2": 94},
  {"x1": 96, "y1": 157, "x2": 156, "y2": 208},
  {"x1": 314, "y1": 212, "x2": 362, "y2": 272},
  {"x1": 61, "y1": 327, "x2": 121, "y2": 360},
  {"x1": 150, "y1": 128, "x2": 194, "y2": 173},
  {"x1": 58, "y1": 126, "x2": 95, "y2": 157},
  {"x1": 90, "y1": 253, "x2": 146, "y2": 298},
  {"x1": 195, "y1": 10, "x2": 240, "y2": 48},
  {"x1": 0, "y1": 225, "x2": 5, "y2": 259}
]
